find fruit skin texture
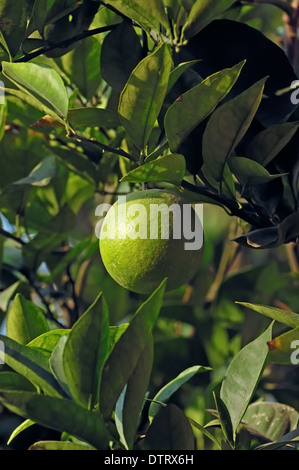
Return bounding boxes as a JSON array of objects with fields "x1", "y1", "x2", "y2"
[{"x1": 99, "y1": 189, "x2": 204, "y2": 295}]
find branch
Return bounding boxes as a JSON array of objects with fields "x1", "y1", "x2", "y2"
[
  {"x1": 0, "y1": 228, "x2": 26, "y2": 245},
  {"x1": 11, "y1": 24, "x2": 119, "y2": 66},
  {"x1": 69, "y1": 132, "x2": 139, "y2": 163},
  {"x1": 181, "y1": 180, "x2": 272, "y2": 229}
]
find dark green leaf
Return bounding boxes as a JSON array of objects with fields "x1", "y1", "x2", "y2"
[
  {"x1": 68, "y1": 107, "x2": 120, "y2": 129},
  {"x1": 202, "y1": 78, "x2": 267, "y2": 190},
  {"x1": 0, "y1": 371, "x2": 36, "y2": 392},
  {"x1": 0, "y1": 0, "x2": 27, "y2": 57},
  {"x1": 144, "y1": 404, "x2": 195, "y2": 450},
  {"x1": 29, "y1": 441, "x2": 96, "y2": 450},
  {"x1": 220, "y1": 323, "x2": 273, "y2": 435},
  {"x1": 100, "y1": 278, "x2": 166, "y2": 420},
  {"x1": 235, "y1": 302, "x2": 299, "y2": 329},
  {"x1": 229, "y1": 157, "x2": 286, "y2": 187},
  {"x1": 0, "y1": 391, "x2": 111, "y2": 449},
  {"x1": 165, "y1": 60, "x2": 245, "y2": 152},
  {"x1": 213, "y1": 392, "x2": 234, "y2": 447},
  {"x1": 101, "y1": 21, "x2": 143, "y2": 93},
  {"x1": 63, "y1": 293, "x2": 110, "y2": 409},
  {"x1": 0, "y1": 334, "x2": 66, "y2": 397},
  {"x1": 118, "y1": 43, "x2": 172, "y2": 152},
  {"x1": 115, "y1": 335, "x2": 153, "y2": 449}
]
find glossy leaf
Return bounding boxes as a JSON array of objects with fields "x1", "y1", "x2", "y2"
[
  {"x1": 183, "y1": 0, "x2": 236, "y2": 39},
  {"x1": 103, "y1": 0, "x2": 170, "y2": 34},
  {"x1": 121, "y1": 154, "x2": 186, "y2": 185},
  {"x1": 0, "y1": 334, "x2": 65, "y2": 397},
  {"x1": 6, "y1": 293, "x2": 50, "y2": 345},
  {"x1": 49, "y1": 335, "x2": 71, "y2": 397},
  {"x1": 202, "y1": 78, "x2": 267, "y2": 189},
  {"x1": 101, "y1": 21, "x2": 143, "y2": 93},
  {"x1": 2, "y1": 62, "x2": 69, "y2": 121},
  {"x1": 118, "y1": 43, "x2": 172, "y2": 152},
  {"x1": 0, "y1": 391, "x2": 111, "y2": 449},
  {"x1": 63, "y1": 293, "x2": 110, "y2": 409},
  {"x1": 148, "y1": 365, "x2": 211, "y2": 421},
  {"x1": 100, "y1": 278, "x2": 166, "y2": 419},
  {"x1": 144, "y1": 404, "x2": 195, "y2": 450},
  {"x1": 166, "y1": 60, "x2": 201, "y2": 94},
  {"x1": 165, "y1": 60, "x2": 245, "y2": 153},
  {"x1": 115, "y1": 335, "x2": 153, "y2": 449},
  {"x1": 236, "y1": 302, "x2": 299, "y2": 329},
  {"x1": 220, "y1": 322, "x2": 273, "y2": 436}
]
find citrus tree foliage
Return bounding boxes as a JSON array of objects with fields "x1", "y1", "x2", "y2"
[{"x1": 0, "y1": 0, "x2": 298, "y2": 450}]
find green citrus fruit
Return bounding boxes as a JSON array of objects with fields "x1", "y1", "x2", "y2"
[{"x1": 99, "y1": 189, "x2": 204, "y2": 295}]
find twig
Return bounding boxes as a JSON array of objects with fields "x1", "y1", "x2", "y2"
[
  {"x1": 69, "y1": 132, "x2": 138, "y2": 162},
  {"x1": 8, "y1": 24, "x2": 119, "y2": 68},
  {"x1": 0, "y1": 228, "x2": 26, "y2": 245}
]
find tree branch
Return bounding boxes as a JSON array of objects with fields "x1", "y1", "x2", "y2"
[{"x1": 11, "y1": 24, "x2": 119, "y2": 66}]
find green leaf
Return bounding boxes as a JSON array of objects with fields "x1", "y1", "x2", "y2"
[
  {"x1": 118, "y1": 43, "x2": 172, "y2": 152},
  {"x1": 0, "y1": 334, "x2": 66, "y2": 397},
  {"x1": 2, "y1": 62, "x2": 69, "y2": 121},
  {"x1": 58, "y1": 36, "x2": 102, "y2": 100},
  {"x1": 213, "y1": 392, "x2": 234, "y2": 447},
  {"x1": 0, "y1": 391, "x2": 111, "y2": 449},
  {"x1": 235, "y1": 302, "x2": 299, "y2": 329},
  {"x1": 68, "y1": 107, "x2": 120, "y2": 129},
  {"x1": 100, "y1": 278, "x2": 167, "y2": 420},
  {"x1": 115, "y1": 335, "x2": 153, "y2": 450},
  {"x1": 229, "y1": 157, "x2": 286, "y2": 188},
  {"x1": 0, "y1": 101, "x2": 7, "y2": 142},
  {"x1": 202, "y1": 78, "x2": 267, "y2": 190},
  {"x1": 29, "y1": 441, "x2": 96, "y2": 450},
  {"x1": 165, "y1": 60, "x2": 245, "y2": 153},
  {"x1": 6, "y1": 293, "x2": 50, "y2": 345},
  {"x1": 63, "y1": 293, "x2": 110, "y2": 409},
  {"x1": 144, "y1": 404, "x2": 195, "y2": 450},
  {"x1": 49, "y1": 335, "x2": 71, "y2": 397},
  {"x1": 7, "y1": 419, "x2": 35, "y2": 446},
  {"x1": 183, "y1": 0, "x2": 236, "y2": 39},
  {"x1": 121, "y1": 154, "x2": 186, "y2": 185},
  {"x1": 100, "y1": 20, "x2": 143, "y2": 93},
  {"x1": 0, "y1": 371, "x2": 36, "y2": 392},
  {"x1": 27, "y1": 329, "x2": 71, "y2": 358},
  {"x1": 103, "y1": 0, "x2": 170, "y2": 34},
  {"x1": 166, "y1": 60, "x2": 201, "y2": 95},
  {"x1": 0, "y1": 0, "x2": 27, "y2": 57},
  {"x1": 148, "y1": 365, "x2": 211, "y2": 421},
  {"x1": 246, "y1": 122, "x2": 299, "y2": 167},
  {"x1": 242, "y1": 402, "x2": 299, "y2": 442},
  {"x1": 267, "y1": 327, "x2": 299, "y2": 365},
  {"x1": 220, "y1": 322, "x2": 273, "y2": 436}
]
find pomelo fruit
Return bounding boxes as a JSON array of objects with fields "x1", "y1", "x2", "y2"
[{"x1": 99, "y1": 189, "x2": 204, "y2": 295}]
